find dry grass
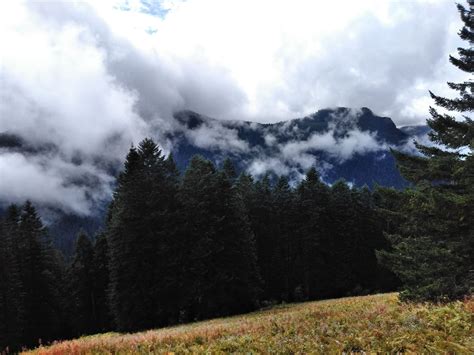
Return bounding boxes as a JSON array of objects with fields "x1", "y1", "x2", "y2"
[{"x1": 24, "y1": 293, "x2": 473, "y2": 354}]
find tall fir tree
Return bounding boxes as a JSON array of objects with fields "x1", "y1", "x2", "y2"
[
  {"x1": 17, "y1": 201, "x2": 65, "y2": 347},
  {"x1": 327, "y1": 180, "x2": 358, "y2": 296},
  {"x1": 177, "y1": 155, "x2": 217, "y2": 321},
  {"x1": 107, "y1": 139, "x2": 181, "y2": 331},
  {"x1": 379, "y1": 0, "x2": 474, "y2": 301},
  {"x1": 211, "y1": 163, "x2": 261, "y2": 313},
  {"x1": 92, "y1": 232, "x2": 111, "y2": 332},
  {"x1": 249, "y1": 174, "x2": 279, "y2": 301},
  {"x1": 273, "y1": 176, "x2": 298, "y2": 301},
  {"x1": 350, "y1": 186, "x2": 389, "y2": 292},
  {"x1": 0, "y1": 205, "x2": 24, "y2": 351},
  {"x1": 234, "y1": 172, "x2": 255, "y2": 209},
  {"x1": 68, "y1": 232, "x2": 96, "y2": 336},
  {"x1": 222, "y1": 157, "x2": 238, "y2": 182},
  {"x1": 178, "y1": 156, "x2": 261, "y2": 320},
  {"x1": 295, "y1": 168, "x2": 330, "y2": 299}
]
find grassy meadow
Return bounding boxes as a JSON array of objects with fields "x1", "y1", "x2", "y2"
[{"x1": 24, "y1": 293, "x2": 473, "y2": 354}]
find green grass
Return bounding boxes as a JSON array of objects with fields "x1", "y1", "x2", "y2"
[{"x1": 24, "y1": 293, "x2": 473, "y2": 354}]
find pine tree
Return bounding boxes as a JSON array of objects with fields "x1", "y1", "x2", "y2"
[
  {"x1": 249, "y1": 174, "x2": 279, "y2": 301},
  {"x1": 107, "y1": 139, "x2": 181, "y2": 331},
  {"x1": 295, "y1": 168, "x2": 330, "y2": 299},
  {"x1": 234, "y1": 172, "x2": 255, "y2": 209},
  {"x1": 68, "y1": 232, "x2": 96, "y2": 335},
  {"x1": 164, "y1": 153, "x2": 181, "y2": 183},
  {"x1": 92, "y1": 232, "x2": 111, "y2": 332},
  {"x1": 17, "y1": 201, "x2": 65, "y2": 347},
  {"x1": 273, "y1": 176, "x2": 298, "y2": 301},
  {"x1": 222, "y1": 157, "x2": 237, "y2": 182},
  {"x1": 211, "y1": 165, "x2": 261, "y2": 314},
  {"x1": 0, "y1": 205, "x2": 24, "y2": 351},
  {"x1": 177, "y1": 155, "x2": 215, "y2": 320},
  {"x1": 350, "y1": 186, "x2": 389, "y2": 293},
  {"x1": 178, "y1": 156, "x2": 261, "y2": 320},
  {"x1": 327, "y1": 180, "x2": 357, "y2": 296},
  {"x1": 381, "y1": 0, "x2": 474, "y2": 301}
]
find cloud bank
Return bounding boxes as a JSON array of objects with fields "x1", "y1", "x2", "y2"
[{"x1": 0, "y1": 0, "x2": 467, "y2": 214}]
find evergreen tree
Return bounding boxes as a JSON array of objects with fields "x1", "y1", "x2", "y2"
[
  {"x1": 177, "y1": 155, "x2": 217, "y2": 321},
  {"x1": 295, "y1": 168, "x2": 330, "y2": 299},
  {"x1": 211, "y1": 165, "x2": 261, "y2": 313},
  {"x1": 178, "y1": 156, "x2": 261, "y2": 320},
  {"x1": 234, "y1": 172, "x2": 255, "y2": 209},
  {"x1": 380, "y1": 0, "x2": 474, "y2": 301},
  {"x1": 222, "y1": 157, "x2": 237, "y2": 182},
  {"x1": 0, "y1": 205, "x2": 24, "y2": 351},
  {"x1": 92, "y1": 232, "x2": 111, "y2": 332},
  {"x1": 107, "y1": 139, "x2": 181, "y2": 331},
  {"x1": 327, "y1": 180, "x2": 358, "y2": 296},
  {"x1": 273, "y1": 176, "x2": 298, "y2": 301},
  {"x1": 249, "y1": 174, "x2": 279, "y2": 301},
  {"x1": 68, "y1": 232, "x2": 96, "y2": 335},
  {"x1": 164, "y1": 153, "x2": 181, "y2": 183},
  {"x1": 350, "y1": 186, "x2": 388, "y2": 293},
  {"x1": 17, "y1": 201, "x2": 65, "y2": 347}
]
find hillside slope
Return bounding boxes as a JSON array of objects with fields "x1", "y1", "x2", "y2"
[{"x1": 25, "y1": 293, "x2": 473, "y2": 354}]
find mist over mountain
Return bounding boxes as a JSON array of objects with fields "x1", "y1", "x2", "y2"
[
  {"x1": 1, "y1": 107, "x2": 428, "y2": 255},
  {"x1": 171, "y1": 107, "x2": 418, "y2": 187},
  {"x1": 0, "y1": 0, "x2": 463, "y2": 256}
]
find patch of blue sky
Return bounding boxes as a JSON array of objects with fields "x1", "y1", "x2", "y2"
[{"x1": 114, "y1": 0, "x2": 171, "y2": 19}]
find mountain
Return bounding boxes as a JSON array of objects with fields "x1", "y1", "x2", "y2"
[
  {"x1": 0, "y1": 107, "x2": 428, "y2": 255},
  {"x1": 171, "y1": 107, "x2": 422, "y2": 188}
]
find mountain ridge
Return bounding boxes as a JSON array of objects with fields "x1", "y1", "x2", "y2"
[
  {"x1": 170, "y1": 107, "x2": 422, "y2": 187},
  {"x1": 0, "y1": 107, "x2": 429, "y2": 255}
]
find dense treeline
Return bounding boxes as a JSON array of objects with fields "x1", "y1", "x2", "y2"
[
  {"x1": 0, "y1": 141, "x2": 400, "y2": 351},
  {"x1": 104, "y1": 139, "x2": 400, "y2": 332},
  {"x1": 0, "y1": 203, "x2": 67, "y2": 351}
]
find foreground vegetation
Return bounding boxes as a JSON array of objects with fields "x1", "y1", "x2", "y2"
[{"x1": 24, "y1": 293, "x2": 473, "y2": 354}]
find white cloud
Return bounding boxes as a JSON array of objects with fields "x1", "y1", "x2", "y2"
[
  {"x1": 184, "y1": 120, "x2": 250, "y2": 153},
  {"x1": 264, "y1": 134, "x2": 277, "y2": 147},
  {"x1": 279, "y1": 130, "x2": 382, "y2": 164},
  {"x1": 0, "y1": 151, "x2": 113, "y2": 215},
  {"x1": 1, "y1": 0, "x2": 466, "y2": 129},
  {"x1": 144, "y1": 0, "x2": 466, "y2": 124},
  {"x1": 0, "y1": 0, "x2": 469, "y2": 213},
  {"x1": 0, "y1": 2, "x2": 147, "y2": 158},
  {"x1": 248, "y1": 157, "x2": 291, "y2": 177}
]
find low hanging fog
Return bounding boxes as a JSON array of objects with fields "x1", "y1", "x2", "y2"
[{"x1": 0, "y1": 0, "x2": 467, "y2": 214}]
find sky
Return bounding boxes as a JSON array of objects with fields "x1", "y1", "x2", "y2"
[{"x1": 0, "y1": 0, "x2": 469, "y2": 214}]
